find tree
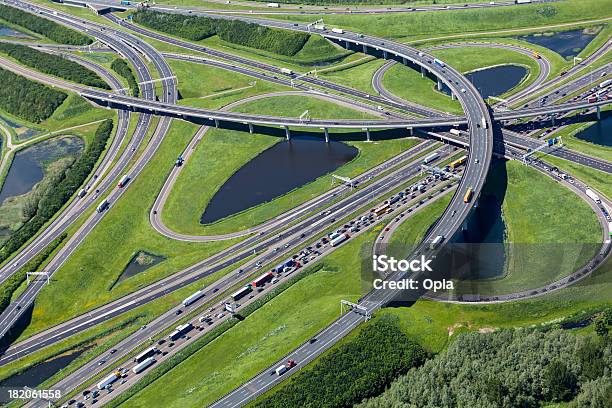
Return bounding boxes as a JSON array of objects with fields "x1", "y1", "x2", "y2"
[{"x1": 544, "y1": 360, "x2": 578, "y2": 402}]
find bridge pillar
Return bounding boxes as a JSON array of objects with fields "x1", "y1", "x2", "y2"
[
  {"x1": 383, "y1": 50, "x2": 388, "y2": 60},
  {"x1": 362, "y1": 44, "x2": 367, "y2": 54},
  {"x1": 345, "y1": 40, "x2": 350, "y2": 49},
  {"x1": 421, "y1": 66, "x2": 426, "y2": 77},
  {"x1": 408, "y1": 127, "x2": 414, "y2": 136},
  {"x1": 214, "y1": 119, "x2": 219, "y2": 128},
  {"x1": 597, "y1": 105, "x2": 601, "y2": 120},
  {"x1": 324, "y1": 127, "x2": 329, "y2": 143},
  {"x1": 365, "y1": 128, "x2": 371, "y2": 142},
  {"x1": 248, "y1": 123, "x2": 254, "y2": 134},
  {"x1": 402, "y1": 57, "x2": 407, "y2": 65},
  {"x1": 437, "y1": 77, "x2": 443, "y2": 91},
  {"x1": 451, "y1": 93, "x2": 456, "y2": 101},
  {"x1": 284, "y1": 125, "x2": 291, "y2": 140},
  {"x1": 551, "y1": 116, "x2": 556, "y2": 127}
]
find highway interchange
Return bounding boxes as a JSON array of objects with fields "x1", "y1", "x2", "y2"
[{"x1": 0, "y1": 0, "x2": 610, "y2": 406}]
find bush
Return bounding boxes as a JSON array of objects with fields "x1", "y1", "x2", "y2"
[
  {"x1": 0, "y1": 67, "x2": 67, "y2": 123},
  {"x1": 132, "y1": 9, "x2": 309, "y2": 56},
  {"x1": 254, "y1": 315, "x2": 428, "y2": 408},
  {"x1": 111, "y1": 58, "x2": 139, "y2": 97},
  {"x1": 0, "y1": 120, "x2": 113, "y2": 262},
  {"x1": 0, "y1": 4, "x2": 92, "y2": 45},
  {"x1": 0, "y1": 43, "x2": 109, "y2": 89}
]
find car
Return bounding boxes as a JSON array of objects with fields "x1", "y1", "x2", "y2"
[
  {"x1": 175, "y1": 309, "x2": 182, "y2": 315},
  {"x1": 109, "y1": 349, "x2": 117, "y2": 354},
  {"x1": 97, "y1": 360, "x2": 105, "y2": 366}
]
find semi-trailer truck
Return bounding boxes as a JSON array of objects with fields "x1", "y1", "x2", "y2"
[
  {"x1": 96, "y1": 200, "x2": 109, "y2": 213},
  {"x1": 599, "y1": 79, "x2": 612, "y2": 88},
  {"x1": 449, "y1": 129, "x2": 462, "y2": 136},
  {"x1": 134, "y1": 347, "x2": 157, "y2": 363},
  {"x1": 313, "y1": 24, "x2": 325, "y2": 30},
  {"x1": 118, "y1": 174, "x2": 130, "y2": 188},
  {"x1": 97, "y1": 372, "x2": 121, "y2": 390},
  {"x1": 182, "y1": 290, "x2": 205, "y2": 307},
  {"x1": 252, "y1": 272, "x2": 274, "y2": 287},
  {"x1": 132, "y1": 357, "x2": 156, "y2": 374},
  {"x1": 231, "y1": 285, "x2": 252, "y2": 301},
  {"x1": 430, "y1": 235, "x2": 444, "y2": 250},
  {"x1": 330, "y1": 233, "x2": 349, "y2": 247},
  {"x1": 169, "y1": 323, "x2": 193, "y2": 341},
  {"x1": 280, "y1": 68, "x2": 293, "y2": 75},
  {"x1": 433, "y1": 59, "x2": 445, "y2": 67},
  {"x1": 463, "y1": 187, "x2": 474, "y2": 203},
  {"x1": 586, "y1": 189, "x2": 602, "y2": 204},
  {"x1": 422, "y1": 152, "x2": 440, "y2": 164},
  {"x1": 267, "y1": 2, "x2": 280, "y2": 7},
  {"x1": 331, "y1": 28, "x2": 344, "y2": 34}
]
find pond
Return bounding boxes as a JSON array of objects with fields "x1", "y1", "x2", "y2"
[
  {"x1": 114, "y1": 251, "x2": 166, "y2": 285},
  {"x1": 201, "y1": 136, "x2": 358, "y2": 224},
  {"x1": 0, "y1": 349, "x2": 87, "y2": 404},
  {"x1": 519, "y1": 28, "x2": 597, "y2": 59},
  {"x1": 0, "y1": 115, "x2": 40, "y2": 141},
  {"x1": 0, "y1": 137, "x2": 84, "y2": 205},
  {"x1": 574, "y1": 116, "x2": 611, "y2": 146},
  {"x1": 0, "y1": 24, "x2": 32, "y2": 39},
  {"x1": 441, "y1": 65, "x2": 527, "y2": 99}
]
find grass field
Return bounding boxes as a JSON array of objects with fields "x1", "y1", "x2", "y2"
[
  {"x1": 541, "y1": 154, "x2": 612, "y2": 200},
  {"x1": 390, "y1": 160, "x2": 601, "y2": 296},
  {"x1": 162, "y1": 95, "x2": 418, "y2": 235},
  {"x1": 382, "y1": 45, "x2": 542, "y2": 114},
  {"x1": 116, "y1": 228, "x2": 370, "y2": 408},
  {"x1": 270, "y1": 0, "x2": 611, "y2": 41},
  {"x1": 15, "y1": 120, "x2": 238, "y2": 339}
]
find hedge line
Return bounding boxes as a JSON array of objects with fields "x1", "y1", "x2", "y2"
[
  {"x1": 0, "y1": 67, "x2": 67, "y2": 123},
  {"x1": 0, "y1": 43, "x2": 109, "y2": 89},
  {"x1": 0, "y1": 232, "x2": 67, "y2": 315},
  {"x1": 105, "y1": 263, "x2": 324, "y2": 407},
  {"x1": 0, "y1": 4, "x2": 92, "y2": 45},
  {"x1": 132, "y1": 9, "x2": 309, "y2": 56},
  {"x1": 253, "y1": 314, "x2": 428, "y2": 408},
  {"x1": 0, "y1": 119, "x2": 113, "y2": 263},
  {"x1": 111, "y1": 58, "x2": 139, "y2": 97}
]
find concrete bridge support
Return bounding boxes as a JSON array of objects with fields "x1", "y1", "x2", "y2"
[
  {"x1": 362, "y1": 44, "x2": 367, "y2": 54},
  {"x1": 437, "y1": 77, "x2": 443, "y2": 91},
  {"x1": 324, "y1": 127, "x2": 329, "y2": 143},
  {"x1": 214, "y1": 119, "x2": 219, "y2": 128},
  {"x1": 365, "y1": 128, "x2": 371, "y2": 142},
  {"x1": 408, "y1": 127, "x2": 414, "y2": 136},
  {"x1": 248, "y1": 123, "x2": 254, "y2": 134},
  {"x1": 421, "y1": 66, "x2": 426, "y2": 78},
  {"x1": 402, "y1": 57, "x2": 407, "y2": 65},
  {"x1": 383, "y1": 50, "x2": 388, "y2": 60},
  {"x1": 597, "y1": 105, "x2": 601, "y2": 120},
  {"x1": 345, "y1": 40, "x2": 350, "y2": 49},
  {"x1": 284, "y1": 125, "x2": 291, "y2": 140}
]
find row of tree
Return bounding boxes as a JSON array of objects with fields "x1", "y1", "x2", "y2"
[
  {"x1": 0, "y1": 67, "x2": 67, "y2": 123},
  {"x1": 0, "y1": 4, "x2": 92, "y2": 45},
  {"x1": 254, "y1": 315, "x2": 428, "y2": 408},
  {"x1": 111, "y1": 58, "x2": 139, "y2": 97},
  {"x1": 133, "y1": 9, "x2": 310, "y2": 56},
  {"x1": 0, "y1": 120, "x2": 113, "y2": 263},
  {"x1": 359, "y1": 327, "x2": 612, "y2": 408},
  {"x1": 0, "y1": 43, "x2": 109, "y2": 89}
]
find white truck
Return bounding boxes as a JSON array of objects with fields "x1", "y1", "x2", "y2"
[
  {"x1": 330, "y1": 233, "x2": 349, "y2": 247},
  {"x1": 132, "y1": 357, "x2": 156, "y2": 374},
  {"x1": 449, "y1": 129, "x2": 462, "y2": 136},
  {"x1": 586, "y1": 189, "x2": 602, "y2": 204},
  {"x1": 267, "y1": 3, "x2": 280, "y2": 7},
  {"x1": 331, "y1": 28, "x2": 344, "y2": 34},
  {"x1": 182, "y1": 290, "x2": 205, "y2": 307},
  {"x1": 275, "y1": 365, "x2": 288, "y2": 376},
  {"x1": 430, "y1": 235, "x2": 444, "y2": 250},
  {"x1": 313, "y1": 24, "x2": 325, "y2": 31},
  {"x1": 97, "y1": 372, "x2": 120, "y2": 390},
  {"x1": 280, "y1": 67, "x2": 293, "y2": 75}
]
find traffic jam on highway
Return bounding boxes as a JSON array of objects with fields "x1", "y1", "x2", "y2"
[{"x1": 62, "y1": 152, "x2": 467, "y2": 407}]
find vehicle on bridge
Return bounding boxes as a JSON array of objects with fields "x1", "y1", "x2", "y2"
[
  {"x1": 463, "y1": 187, "x2": 474, "y2": 203},
  {"x1": 450, "y1": 156, "x2": 467, "y2": 169}
]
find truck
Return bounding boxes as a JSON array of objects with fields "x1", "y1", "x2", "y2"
[
  {"x1": 422, "y1": 152, "x2": 440, "y2": 164},
  {"x1": 231, "y1": 285, "x2": 252, "y2": 301},
  {"x1": 120, "y1": 0, "x2": 130, "y2": 5},
  {"x1": 450, "y1": 155, "x2": 467, "y2": 169},
  {"x1": 463, "y1": 187, "x2": 474, "y2": 203},
  {"x1": 182, "y1": 290, "x2": 205, "y2": 307},
  {"x1": 132, "y1": 357, "x2": 155, "y2": 374},
  {"x1": 97, "y1": 372, "x2": 121, "y2": 390},
  {"x1": 252, "y1": 272, "x2": 274, "y2": 287},
  {"x1": 449, "y1": 128, "x2": 462, "y2": 136},
  {"x1": 389, "y1": 195, "x2": 400, "y2": 205},
  {"x1": 331, "y1": 28, "x2": 344, "y2": 34},
  {"x1": 515, "y1": 0, "x2": 532, "y2": 4},
  {"x1": 280, "y1": 67, "x2": 293, "y2": 75},
  {"x1": 481, "y1": 116, "x2": 488, "y2": 129},
  {"x1": 373, "y1": 203, "x2": 391, "y2": 216},
  {"x1": 169, "y1": 323, "x2": 193, "y2": 341},
  {"x1": 134, "y1": 347, "x2": 157, "y2": 363},
  {"x1": 275, "y1": 364, "x2": 288, "y2": 376},
  {"x1": 96, "y1": 200, "x2": 109, "y2": 213},
  {"x1": 532, "y1": 51, "x2": 541, "y2": 59},
  {"x1": 433, "y1": 59, "x2": 445, "y2": 68},
  {"x1": 588, "y1": 96, "x2": 597, "y2": 103},
  {"x1": 586, "y1": 189, "x2": 602, "y2": 204},
  {"x1": 313, "y1": 24, "x2": 325, "y2": 30},
  {"x1": 430, "y1": 235, "x2": 444, "y2": 250},
  {"x1": 77, "y1": 188, "x2": 87, "y2": 198},
  {"x1": 266, "y1": 2, "x2": 280, "y2": 7},
  {"x1": 599, "y1": 79, "x2": 612, "y2": 88},
  {"x1": 118, "y1": 174, "x2": 130, "y2": 188},
  {"x1": 330, "y1": 233, "x2": 349, "y2": 247}
]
